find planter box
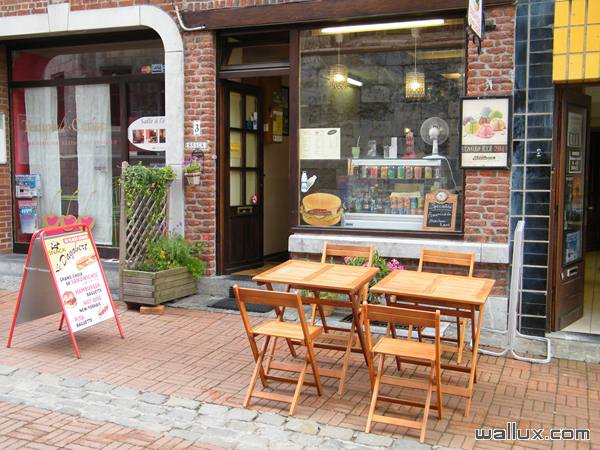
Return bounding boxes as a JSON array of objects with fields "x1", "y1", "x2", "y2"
[{"x1": 122, "y1": 267, "x2": 198, "y2": 306}]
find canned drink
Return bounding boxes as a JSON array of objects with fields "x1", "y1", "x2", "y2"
[
  {"x1": 361, "y1": 165, "x2": 368, "y2": 178},
  {"x1": 370, "y1": 166, "x2": 378, "y2": 178},
  {"x1": 403, "y1": 197, "x2": 410, "y2": 214},
  {"x1": 388, "y1": 166, "x2": 396, "y2": 179},
  {"x1": 433, "y1": 166, "x2": 441, "y2": 178},
  {"x1": 380, "y1": 166, "x2": 387, "y2": 179},
  {"x1": 397, "y1": 165, "x2": 405, "y2": 179},
  {"x1": 425, "y1": 166, "x2": 433, "y2": 179},
  {"x1": 411, "y1": 197, "x2": 418, "y2": 210},
  {"x1": 414, "y1": 166, "x2": 422, "y2": 179},
  {"x1": 405, "y1": 166, "x2": 413, "y2": 179}
]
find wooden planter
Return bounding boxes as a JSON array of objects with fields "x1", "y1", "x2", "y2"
[{"x1": 122, "y1": 267, "x2": 198, "y2": 306}]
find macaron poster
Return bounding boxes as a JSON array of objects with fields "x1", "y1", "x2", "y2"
[
  {"x1": 43, "y1": 231, "x2": 114, "y2": 332},
  {"x1": 460, "y1": 97, "x2": 511, "y2": 168}
]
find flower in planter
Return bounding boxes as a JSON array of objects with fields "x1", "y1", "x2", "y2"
[
  {"x1": 344, "y1": 251, "x2": 404, "y2": 303},
  {"x1": 184, "y1": 160, "x2": 202, "y2": 174}
]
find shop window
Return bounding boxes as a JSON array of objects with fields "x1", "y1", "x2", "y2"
[
  {"x1": 299, "y1": 19, "x2": 466, "y2": 232},
  {"x1": 11, "y1": 40, "x2": 165, "y2": 251}
]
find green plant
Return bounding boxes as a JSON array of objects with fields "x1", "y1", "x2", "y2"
[
  {"x1": 121, "y1": 163, "x2": 175, "y2": 227},
  {"x1": 344, "y1": 252, "x2": 404, "y2": 303},
  {"x1": 136, "y1": 233, "x2": 206, "y2": 280},
  {"x1": 184, "y1": 161, "x2": 202, "y2": 174}
]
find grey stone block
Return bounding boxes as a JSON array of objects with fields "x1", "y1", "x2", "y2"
[
  {"x1": 85, "y1": 381, "x2": 114, "y2": 393},
  {"x1": 0, "y1": 365, "x2": 17, "y2": 376},
  {"x1": 167, "y1": 407, "x2": 198, "y2": 422},
  {"x1": 169, "y1": 427, "x2": 206, "y2": 442},
  {"x1": 165, "y1": 396, "x2": 200, "y2": 410},
  {"x1": 226, "y1": 419, "x2": 257, "y2": 433},
  {"x1": 285, "y1": 418, "x2": 320, "y2": 435},
  {"x1": 84, "y1": 393, "x2": 112, "y2": 404},
  {"x1": 60, "y1": 378, "x2": 88, "y2": 388},
  {"x1": 227, "y1": 407, "x2": 258, "y2": 422},
  {"x1": 255, "y1": 412, "x2": 286, "y2": 427},
  {"x1": 392, "y1": 439, "x2": 433, "y2": 450},
  {"x1": 319, "y1": 424, "x2": 355, "y2": 441},
  {"x1": 198, "y1": 403, "x2": 229, "y2": 416},
  {"x1": 35, "y1": 372, "x2": 62, "y2": 386},
  {"x1": 138, "y1": 392, "x2": 168, "y2": 405},
  {"x1": 355, "y1": 432, "x2": 394, "y2": 447},
  {"x1": 13, "y1": 368, "x2": 39, "y2": 379},
  {"x1": 111, "y1": 385, "x2": 140, "y2": 399},
  {"x1": 56, "y1": 407, "x2": 80, "y2": 416}
]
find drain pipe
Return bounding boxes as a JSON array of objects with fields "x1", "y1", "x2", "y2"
[{"x1": 172, "y1": 2, "x2": 206, "y2": 32}]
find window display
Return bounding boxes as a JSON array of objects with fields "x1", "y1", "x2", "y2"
[
  {"x1": 11, "y1": 40, "x2": 165, "y2": 249},
  {"x1": 299, "y1": 19, "x2": 465, "y2": 232}
]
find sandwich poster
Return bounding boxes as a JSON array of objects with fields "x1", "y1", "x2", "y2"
[{"x1": 43, "y1": 232, "x2": 113, "y2": 332}]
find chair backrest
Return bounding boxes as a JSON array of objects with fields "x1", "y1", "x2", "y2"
[
  {"x1": 362, "y1": 302, "x2": 441, "y2": 355},
  {"x1": 418, "y1": 249, "x2": 475, "y2": 277},
  {"x1": 233, "y1": 285, "x2": 312, "y2": 339},
  {"x1": 321, "y1": 242, "x2": 374, "y2": 267}
]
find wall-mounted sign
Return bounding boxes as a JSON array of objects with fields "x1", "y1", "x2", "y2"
[
  {"x1": 460, "y1": 96, "x2": 511, "y2": 169},
  {"x1": 193, "y1": 120, "x2": 201, "y2": 136},
  {"x1": 15, "y1": 174, "x2": 41, "y2": 198},
  {"x1": 422, "y1": 190, "x2": 457, "y2": 231},
  {"x1": 185, "y1": 141, "x2": 209, "y2": 150},
  {"x1": 300, "y1": 128, "x2": 341, "y2": 160},
  {"x1": 468, "y1": 0, "x2": 483, "y2": 40},
  {"x1": 128, "y1": 116, "x2": 166, "y2": 152}
]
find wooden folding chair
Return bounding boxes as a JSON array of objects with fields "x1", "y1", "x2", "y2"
[
  {"x1": 309, "y1": 242, "x2": 373, "y2": 394},
  {"x1": 233, "y1": 285, "x2": 323, "y2": 415},
  {"x1": 396, "y1": 249, "x2": 474, "y2": 364},
  {"x1": 363, "y1": 303, "x2": 443, "y2": 443}
]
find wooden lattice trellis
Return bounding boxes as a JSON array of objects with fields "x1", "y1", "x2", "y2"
[{"x1": 118, "y1": 161, "x2": 170, "y2": 299}]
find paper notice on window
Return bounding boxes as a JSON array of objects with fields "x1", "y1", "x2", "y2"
[
  {"x1": 567, "y1": 112, "x2": 583, "y2": 148},
  {"x1": 300, "y1": 128, "x2": 341, "y2": 160}
]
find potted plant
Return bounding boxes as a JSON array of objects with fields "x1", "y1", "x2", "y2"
[
  {"x1": 344, "y1": 252, "x2": 403, "y2": 303},
  {"x1": 122, "y1": 233, "x2": 206, "y2": 306},
  {"x1": 184, "y1": 160, "x2": 202, "y2": 185}
]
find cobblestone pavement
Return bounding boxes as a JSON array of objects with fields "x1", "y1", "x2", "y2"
[
  {"x1": 0, "y1": 289, "x2": 598, "y2": 449},
  {"x1": 0, "y1": 364, "x2": 429, "y2": 450}
]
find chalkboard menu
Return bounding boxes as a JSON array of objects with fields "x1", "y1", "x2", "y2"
[{"x1": 422, "y1": 190, "x2": 457, "y2": 231}]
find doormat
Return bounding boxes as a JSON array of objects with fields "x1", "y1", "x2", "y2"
[{"x1": 209, "y1": 297, "x2": 273, "y2": 314}]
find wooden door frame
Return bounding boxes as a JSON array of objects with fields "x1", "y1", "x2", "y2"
[{"x1": 548, "y1": 86, "x2": 592, "y2": 331}]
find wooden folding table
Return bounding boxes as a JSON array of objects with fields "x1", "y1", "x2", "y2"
[
  {"x1": 253, "y1": 260, "x2": 379, "y2": 394},
  {"x1": 370, "y1": 270, "x2": 495, "y2": 416}
]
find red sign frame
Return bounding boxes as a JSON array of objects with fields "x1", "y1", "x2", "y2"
[{"x1": 7, "y1": 224, "x2": 124, "y2": 358}]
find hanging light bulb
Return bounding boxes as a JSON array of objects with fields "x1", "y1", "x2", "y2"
[
  {"x1": 329, "y1": 35, "x2": 348, "y2": 90},
  {"x1": 405, "y1": 29, "x2": 425, "y2": 99}
]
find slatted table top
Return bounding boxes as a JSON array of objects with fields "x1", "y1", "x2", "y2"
[
  {"x1": 253, "y1": 260, "x2": 379, "y2": 294},
  {"x1": 371, "y1": 270, "x2": 495, "y2": 306}
]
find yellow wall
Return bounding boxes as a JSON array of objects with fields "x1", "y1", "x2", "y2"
[{"x1": 553, "y1": 0, "x2": 600, "y2": 83}]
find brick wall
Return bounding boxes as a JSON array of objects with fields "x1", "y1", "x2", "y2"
[{"x1": 463, "y1": 5, "x2": 514, "y2": 244}]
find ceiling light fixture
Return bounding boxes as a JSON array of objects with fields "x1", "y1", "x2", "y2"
[
  {"x1": 321, "y1": 19, "x2": 445, "y2": 35},
  {"x1": 329, "y1": 35, "x2": 348, "y2": 90},
  {"x1": 405, "y1": 29, "x2": 425, "y2": 99}
]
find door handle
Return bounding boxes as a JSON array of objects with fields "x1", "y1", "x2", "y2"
[
  {"x1": 237, "y1": 206, "x2": 253, "y2": 215},
  {"x1": 588, "y1": 206, "x2": 595, "y2": 211}
]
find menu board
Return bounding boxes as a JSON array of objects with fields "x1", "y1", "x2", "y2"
[
  {"x1": 43, "y1": 231, "x2": 114, "y2": 332},
  {"x1": 300, "y1": 128, "x2": 341, "y2": 160},
  {"x1": 423, "y1": 190, "x2": 457, "y2": 231}
]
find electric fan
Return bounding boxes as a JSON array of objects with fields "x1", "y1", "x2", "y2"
[
  {"x1": 419, "y1": 117, "x2": 459, "y2": 191},
  {"x1": 420, "y1": 117, "x2": 449, "y2": 160}
]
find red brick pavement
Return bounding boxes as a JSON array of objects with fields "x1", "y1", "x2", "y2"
[
  {"x1": 0, "y1": 401, "x2": 217, "y2": 449},
  {"x1": 0, "y1": 290, "x2": 598, "y2": 449}
]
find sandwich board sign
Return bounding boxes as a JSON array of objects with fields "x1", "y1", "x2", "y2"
[{"x1": 7, "y1": 224, "x2": 124, "y2": 358}]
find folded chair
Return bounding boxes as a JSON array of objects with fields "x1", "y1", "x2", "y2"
[
  {"x1": 233, "y1": 285, "x2": 323, "y2": 415},
  {"x1": 311, "y1": 242, "x2": 374, "y2": 394},
  {"x1": 395, "y1": 249, "x2": 474, "y2": 364},
  {"x1": 363, "y1": 303, "x2": 443, "y2": 443}
]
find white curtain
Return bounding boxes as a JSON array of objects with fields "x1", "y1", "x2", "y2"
[
  {"x1": 76, "y1": 84, "x2": 113, "y2": 245},
  {"x1": 25, "y1": 87, "x2": 61, "y2": 218}
]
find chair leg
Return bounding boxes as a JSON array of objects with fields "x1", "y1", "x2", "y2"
[
  {"x1": 289, "y1": 357, "x2": 309, "y2": 416},
  {"x1": 407, "y1": 324, "x2": 413, "y2": 341},
  {"x1": 338, "y1": 318, "x2": 355, "y2": 395},
  {"x1": 244, "y1": 336, "x2": 271, "y2": 408},
  {"x1": 457, "y1": 317, "x2": 467, "y2": 365},
  {"x1": 310, "y1": 304, "x2": 318, "y2": 325},
  {"x1": 419, "y1": 365, "x2": 434, "y2": 444},
  {"x1": 365, "y1": 354, "x2": 385, "y2": 433},
  {"x1": 436, "y1": 356, "x2": 443, "y2": 420},
  {"x1": 305, "y1": 341, "x2": 323, "y2": 396}
]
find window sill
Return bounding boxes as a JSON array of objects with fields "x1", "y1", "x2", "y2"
[{"x1": 288, "y1": 233, "x2": 509, "y2": 264}]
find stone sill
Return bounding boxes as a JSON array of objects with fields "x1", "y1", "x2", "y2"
[{"x1": 288, "y1": 233, "x2": 509, "y2": 264}]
